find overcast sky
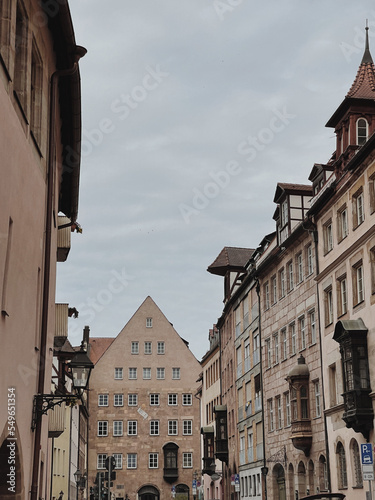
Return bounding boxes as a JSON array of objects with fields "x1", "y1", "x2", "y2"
[{"x1": 57, "y1": 0, "x2": 375, "y2": 360}]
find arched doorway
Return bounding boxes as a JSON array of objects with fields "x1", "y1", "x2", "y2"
[
  {"x1": 272, "y1": 464, "x2": 286, "y2": 500},
  {"x1": 138, "y1": 484, "x2": 160, "y2": 500},
  {"x1": 176, "y1": 483, "x2": 189, "y2": 500}
]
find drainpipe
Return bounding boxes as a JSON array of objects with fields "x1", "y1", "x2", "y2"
[
  {"x1": 30, "y1": 47, "x2": 86, "y2": 500},
  {"x1": 255, "y1": 278, "x2": 268, "y2": 500}
]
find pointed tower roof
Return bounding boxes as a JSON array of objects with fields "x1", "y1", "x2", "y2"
[
  {"x1": 326, "y1": 25, "x2": 375, "y2": 128},
  {"x1": 346, "y1": 26, "x2": 375, "y2": 99}
]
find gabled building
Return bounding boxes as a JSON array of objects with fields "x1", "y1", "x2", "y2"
[
  {"x1": 254, "y1": 183, "x2": 327, "y2": 499},
  {"x1": 0, "y1": 2, "x2": 84, "y2": 499},
  {"x1": 87, "y1": 296, "x2": 201, "y2": 500},
  {"x1": 308, "y1": 27, "x2": 375, "y2": 498}
]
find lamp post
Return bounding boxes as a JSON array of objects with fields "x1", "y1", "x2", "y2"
[
  {"x1": 74, "y1": 469, "x2": 87, "y2": 500},
  {"x1": 31, "y1": 343, "x2": 94, "y2": 429}
]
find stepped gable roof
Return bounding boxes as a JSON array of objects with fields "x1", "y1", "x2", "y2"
[
  {"x1": 89, "y1": 337, "x2": 115, "y2": 365},
  {"x1": 207, "y1": 247, "x2": 254, "y2": 276},
  {"x1": 327, "y1": 26, "x2": 375, "y2": 128}
]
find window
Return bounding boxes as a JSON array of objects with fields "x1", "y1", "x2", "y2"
[
  {"x1": 14, "y1": 2, "x2": 28, "y2": 112},
  {"x1": 113, "y1": 453, "x2": 122, "y2": 469},
  {"x1": 314, "y1": 381, "x2": 321, "y2": 418},
  {"x1": 288, "y1": 261, "x2": 294, "y2": 291},
  {"x1": 297, "y1": 253, "x2": 303, "y2": 283},
  {"x1": 324, "y1": 287, "x2": 333, "y2": 326},
  {"x1": 183, "y1": 452, "x2": 193, "y2": 468},
  {"x1": 113, "y1": 421, "x2": 123, "y2": 436},
  {"x1": 143, "y1": 367, "x2": 151, "y2": 379},
  {"x1": 149, "y1": 453, "x2": 158, "y2": 468},
  {"x1": 351, "y1": 440, "x2": 363, "y2": 488},
  {"x1": 353, "y1": 189, "x2": 365, "y2": 228},
  {"x1": 337, "y1": 442, "x2": 348, "y2": 489},
  {"x1": 183, "y1": 420, "x2": 192, "y2": 435},
  {"x1": 131, "y1": 341, "x2": 139, "y2": 354},
  {"x1": 164, "y1": 443, "x2": 178, "y2": 470},
  {"x1": 299, "y1": 316, "x2": 306, "y2": 350},
  {"x1": 271, "y1": 275, "x2": 277, "y2": 304},
  {"x1": 150, "y1": 420, "x2": 159, "y2": 435},
  {"x1": 114, "y1": 368, "x2": 123, "y2": 380},
  {"x1": 253, "y1": 332, "x2": 260, "y2": 365},
  {"x1": 329, "y1": 364, "x2": 338, "y2": 407},
  {"x1": 281, "y1": 328, "x2": 287, "y2": 360},
  {"x1": 127, "y1": 421, "x2": 137, "y2": 436},
  {"x1": 30, "y1": 40, "x2": 43, "y2": 146},
  {"x1": 279, "y1": 268, "x2": 285, "y2": 298},
  {"x1": 172, "y1": 367, "x2": 180, "y2": 379},
  {"x1": 264, "y1": 282, "x2": 270, "y2": 310},
  {"x1": 274, "y1": 333, "x2": 279, "y2": 364},
  {"x1": 114, "y1": 394, "x2": 123, "y2": 407},
  {"x1": 235, "y1": 306, "x2": 241, "y2": 337},
  {"x1": 301, "y1": 385, "x2": 309, "y2": 419},
  {"x1": 97, "y1": 454, "x2": 107, "y2": 469},
  {"x1": 157, "y1": 368, "x2": 165, "y2": 379},
  {"x1": 144, "y1": 341, "x2": 152, "y2": 354},
  {"x1": 285, "y1": 392, "x2": 291, "y2": 426},
  {"x1": 323, "y1": 220, "x2": 333, "y2": 253},
  {"x1": 309, "y1": 310, "x2": 316, "y2": 345},
  {"x1": 357, "y1": 118, "x2": 368, "y2": 145},
  {"x1": 183, "y1": 394, "x2": 192, "y2": 405},
  {"x1": 98, "y1": 421, "x2": 108, "y2": 436},
  {"x1": 98, "y1": 394, "x2": 108, "y2": 406},
  {"x1": 370, "y1": 174, "x2": 375, "y2": 214},
  {"x1": 306, "y1": 244, "x2": 313, "y2": 275},
  {"x1": 337, "y1": 206, "x2": 348, "y2": 242},
  {"x1": 281, "y1": 200, "x2": 288, "y2": 226},
  {"x1": 276, "y1": 397, "x2": 282, "y2": 429},
  {"x1": 353, "y1": 262, "x2": 364, "y2": 305},
  {"x1": 268, "y1": 399, "x2": 274, "y2": 432},
  {"x1": 168, "y1": 393, "x2": 177, "y2": 405},
  {"x1": 150, "y1": 393, "x2": 160, "y2": 406},
  {"x1": 291, "y1": 387, "x2": 298, "y2": 421},
  {"x1": 127, "y1": 453, "x2": 137, "y2": 469},
  {"x1": 128, "y1": 394, "x2": 138, "y2": 406},
  {"x1": 146, "y1": 317, "x2": 153, "y2": 328},
  {"x1": 371, "y1": 247, "x2": 375, "y2": 295},
  {"x1": 337, "y1": 276, "x2": 347, "y2": 316},
  {"x1": 290, "y1": 323, "x2": 296, "y2": 355},
  {"x1": 157, "y1": 341, "x2": 165, "y2": 354},
  {"x1": 265, "y1": 339, "x2": 272, "y2": 368},
  {"x1": 168, "y1": 420, "x2": 178, "y2": 435},
  {"x1": 129, "y1": 367, "x2": 137, "y2": 379}
]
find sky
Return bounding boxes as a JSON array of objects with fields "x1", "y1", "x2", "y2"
[{"x1": 57, "y1": 0, "x2": 375, "y2": 361}]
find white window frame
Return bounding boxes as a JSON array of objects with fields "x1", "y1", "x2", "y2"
[
  {"x1": 182, "y1": 393, "x2": 192, "y2": 405},
  {"x1": 127, "y1": 453, "x2": 137, "y2": 469},
  {"x1": 131, "y1": 341, "x2": 139, "y2": 354},
  {"x1": 113, "y1": 453, "x2": 123, "y2": 469},
  {"x1": 172, "y1": 367, "x2": 180, "y2": 380},
  {"x1": 149, "y1": 453, "x2": 158, "y2": 468},
  {"x1": 113, "y1": 420, "x2": 123, "y2": 437},
  {"x1": 357, "y1": 117, "x2": 368, "y2": 145},
  {"x1": 157, "y1": 341, "x2": 165, "y2": 354},
  {"x1": 299, "y1": 316, "x2": 306, "y2": 351},
  {"x1": 127, "y1": 420, "x2": 138, "y2": 436},
  {"x1": 143, "y1": 367, "x2": 151, "y2": 380},
  {"x1": 183, "y1": 420, "x2": 193, "y2": 435},
  {"x1": 144, "y1": 341, "x2": 152, "y2": 354},
  {"x1": 97, "y1": 421, "x2": 108, "y2": 437},
  {"x1": 128, "y1": 367, "x2": 137, "y2": 380},
  {"x1": 168, "y1": 393, "x2": 177, "y2": 405},
  {"x1": 157, "y1": 367, "x2": 165, "y2": 380},
  {"x1": 146, "y1": 317, "x2": 153, "y2": 328},
  {"x1": 150, "y1": 393, "x2": 160, "y2": 406},
  {"x1": 114, "y1": 367, "x2": 123, "y2": 380},
  {"x1": 150, "y1": 420, "x2": 160, "y2": 435},
  {"x1": 183, "y1": 452, "x2": 193, "y2": 468},
  {"x1": 98, "y1": 394, "x2": 108, "y2": 407},
  {"x1": 97, "y1": 454, "x2": 107, "y2": 469},
  {"x1": 128, "y1": 393, "x2": 138, "y2": 406},
  {"x1": 168, "y1": 420, "x2": 178, "y2": 435}
]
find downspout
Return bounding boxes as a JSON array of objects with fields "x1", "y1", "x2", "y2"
[
  {"x1": 311, "y1": 225, "x2": 332, "y2": 493},
  {"x1": 255, "y1": 278, "x2": 268, "y2": 500},
  {"x1": 30, "y1": 51, "x2": 85, "y2": 500}
]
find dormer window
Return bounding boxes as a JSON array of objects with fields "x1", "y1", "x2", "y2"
[
  {"x1": 357, "y1": 118, "x2": 368, "y2": 146},
  {"x1": 281, "y1": 200, "x2": 288, "y2": 227}
]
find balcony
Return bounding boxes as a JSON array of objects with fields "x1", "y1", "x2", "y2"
[
  {"x1": 57, "y1": 216, "x2": 71, "y2": 262},
  {"x1": 290, "y1": 419, "x2": 312, "y2": 456},
  {"x1": 48, "y1": 402, "x2": 66, "y2": 438}
]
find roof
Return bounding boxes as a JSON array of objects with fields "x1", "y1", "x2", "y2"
[
  {"x1": 207, "y1": 247, "x2": 255, "y2": 276},
  {"x1": 273, "y1": 183, "x2": 312, "y2": 203},
  {"x1": 89, "y1": 337, "x2": 115, "y2": 365},
  {"x1": 326, "y1": 27, "x2": 375, "y2": 128}
]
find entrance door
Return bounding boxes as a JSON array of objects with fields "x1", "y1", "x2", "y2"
[
  {"x1": 277, "y1": 476, "x2": 286, "y2": 500},
  {"x1": 138, "y1": 485, "x2": 160, "y2": 500}
]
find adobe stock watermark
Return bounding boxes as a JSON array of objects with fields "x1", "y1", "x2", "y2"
[
  {"x1": 179, "y1": 106, "x2": 296, "y2": 224},
  {"x1": 213, "y1": 0, "x2": 244, "y2": 21},
  {"x1": 340, "y1": 14, "x2": 375, "y2": 63},
  {"x1": 78, "y1": 64, "x2": 169, "y2": 158}
]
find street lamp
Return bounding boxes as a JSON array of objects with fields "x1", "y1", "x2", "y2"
[
  {"x1": 74, "y1": 469, "x2": 87, "y2": 500},
  {"x1": 31, "y1": 344, "x2": 94, "y2": 430}
]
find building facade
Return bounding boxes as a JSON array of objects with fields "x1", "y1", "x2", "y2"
[
  {"x1": 88, "y1": 296, "x2": 201, "y2": 500},
  {"x1": 0, "y1": 1, "x2": 84, "y2": 499}
]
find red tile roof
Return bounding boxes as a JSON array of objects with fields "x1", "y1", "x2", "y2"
[
  {"x1": 346, "y1": 62, "x2": 375, "y2": 99},
  {"x1": 89, "y1": 337, "x2": 115, "y2": 365}
]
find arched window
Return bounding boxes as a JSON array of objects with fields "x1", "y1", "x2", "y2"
[
  {"x1": 336, "y1": 442, "x2": 348, "y2": 489},
  {"x1": 288, "y1": 463, "x2": 295, "y2": 499},
  {"x1": 298, "y1": 461, "x2": 306, "y2": 497},
  {"x1": 301, "y1": 386, "x2": 309, "y2": 419},
  {"x1": 319, "y1": 455, "x2": 328, "y2": 492},
  {"x1": 350, "y1": 439, "x2": 363, "y2": 488},
  {"x1": 357, "y1": 118, "x2": 368, "y2": 146},
  {"x1": 308, "y1": 460, "x2": 315, "y2": 495}
]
